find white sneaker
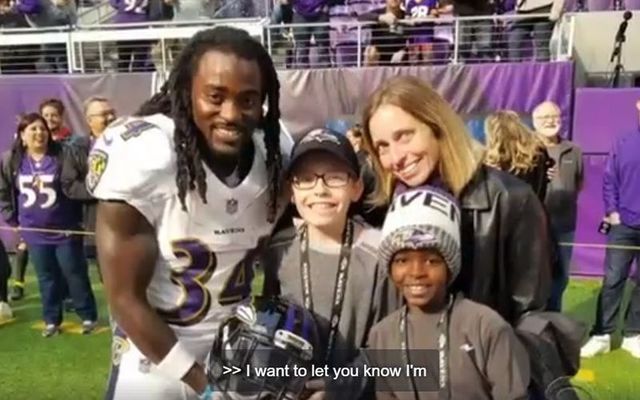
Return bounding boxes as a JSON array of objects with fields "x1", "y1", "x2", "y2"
[
  {"x1": 0, "y1": 301, "x2": 13, "y2": 322},
  {"x1": 580, "y1": 334, "x2": 611, "y2": 358},
  {"x1": 621, "y1": 335, "x2": 640, "y2": 358}
]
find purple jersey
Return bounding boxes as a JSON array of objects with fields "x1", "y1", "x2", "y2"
[
  {"x1": 17, "y1": 155, "x2": 82, "y2": 245},
  {"x1": 110, "y1": 0, "x2": 149, "y2": 24},
  {"x1": 293, "y1": 0, "x2": 328, "y2": 18},
  {"x1": 405, "y1": 0, "x2": 437, "y2": 43}
]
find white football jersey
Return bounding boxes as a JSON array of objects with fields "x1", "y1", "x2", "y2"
[{"x1": 88, "y1": 113, "x2": 293, "y2": 349}]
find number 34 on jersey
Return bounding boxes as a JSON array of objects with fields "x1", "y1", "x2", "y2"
[{"x1": 155, "y1": 238, "x2": 256, "y2": 327}]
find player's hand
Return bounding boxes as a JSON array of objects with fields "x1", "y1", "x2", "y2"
[
  {"x1": 608, "y1": 212, "x2": 621, "y2": 226},
  {"x1": 546, "y1": 166, "x2": 557, "y2": 182},
  {"x1": 429, "y1": 8, "x2": 439, "y2": 17},
  {"x1": 183, "y1": 363, "x2": 209, "y2": 395}
]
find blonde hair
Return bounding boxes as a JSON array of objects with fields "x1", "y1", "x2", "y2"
[
  {"x1": 484, "y1": 110, "x2": 544, "y2": 175},
  {"x1": 361, "y1": 76, "x2": 484, "y2": 205}
]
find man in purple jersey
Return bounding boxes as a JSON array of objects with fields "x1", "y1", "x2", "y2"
[
  {"x1": 404, "y1": 0, "x2": 440, "y2": 63},
  {"x1": 292, "y1": 0, "x2": 331, "y2": 67},
  {"x1": 0, "y1": 113, "x2": 98, "y2": 337}
]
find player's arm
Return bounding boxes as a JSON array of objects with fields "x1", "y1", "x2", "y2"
[{"x1": 96, "y1": 200, "x2": 209, "y2": 394}]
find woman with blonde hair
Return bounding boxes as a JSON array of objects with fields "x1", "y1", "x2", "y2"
[
  {"x1": 484, "y1": 110, "x2": 553, "y2": 201},
  {"x1": 361, "y1": 75, "x2": 551, "y2": 325}
]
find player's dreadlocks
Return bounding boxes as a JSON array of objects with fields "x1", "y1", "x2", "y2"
[{"x1": 136, "y1": 26, "x2": 282, "y2": 223}]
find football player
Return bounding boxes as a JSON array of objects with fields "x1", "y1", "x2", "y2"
[{"x1": 89, "y1": 27, "x2": 293, "y2": 400}]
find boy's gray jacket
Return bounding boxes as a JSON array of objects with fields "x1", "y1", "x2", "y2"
[{"x1": 259, "y1": 218, "x2": 395, "y2": 367}]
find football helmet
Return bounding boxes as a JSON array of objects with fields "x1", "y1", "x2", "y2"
[{"x1": 207, "y1": 296, "x2": 320, "y2": 400}]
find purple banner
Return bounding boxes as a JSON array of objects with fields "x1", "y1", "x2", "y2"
[
  {"x1": 573, "y1": 155, "x2": 608, "y2": 276},
  {"x1": 570, "y1": 88, "x2": 640, "y2": 276},
  {"x1": 572, "y1": 88, "x2": 640, "y2": 153},
  {"x1": 278, "y1": 62, "x2": 575, "y2": 138}
]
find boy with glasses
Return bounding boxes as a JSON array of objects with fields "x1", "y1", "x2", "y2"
[{"x1": 262, "y1": 128, "x2": 390, "y2": 398}]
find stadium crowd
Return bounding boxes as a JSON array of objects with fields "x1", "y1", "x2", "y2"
[{"x1": 1, "y1": 0, "x2": 638, "y2": 74}]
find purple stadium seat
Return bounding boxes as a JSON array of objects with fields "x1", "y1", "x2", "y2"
[
  {"x1": 586, "y1": 0, "x2": 614, "y2": 10},
  {"x1": 624, "y1": 0, "x2": 640, "y2": 9}
]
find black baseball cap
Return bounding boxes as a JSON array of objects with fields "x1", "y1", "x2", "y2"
[{"x1": 287, "y1": 128, "x2": 360, "y2": 177}]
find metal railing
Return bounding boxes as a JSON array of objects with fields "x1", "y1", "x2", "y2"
[
  {"x1": 266, "y1": 13, "x2": 576, "y2": 69},
  {"x1": 0, "y1": 13, "x2": 576, "y2": 74}
]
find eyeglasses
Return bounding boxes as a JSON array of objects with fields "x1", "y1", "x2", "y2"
[
  {"x1": 88, "y1": 110, "x2": 116, "y2": 119},
  {"x1": 535, "y1": 115, "x2": 560, "y2": 122},
  {"x1": 292, "y1": 172, "x2": 351, "y2": 190}
]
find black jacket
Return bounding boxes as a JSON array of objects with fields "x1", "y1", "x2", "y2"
[
  {"x1": 69, "y1": 135, "x2": 99, "y2": 246},
  {"x1": 455, "y1": 166, "x2": 552, "y2": 325},
  {"x1": 0, "y1": 144, "x2": 91, "y2": 227}
]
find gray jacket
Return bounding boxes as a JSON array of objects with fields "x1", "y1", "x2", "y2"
[
  {"x1": 544, "y1": 139, "x2": 583, "y2": 233},
  {"x1": 260, "y1": 218, "x2": 394, "y2": 368},
  {"x1": 367, "y1": 295, "x2": 530, "y2": 400}
]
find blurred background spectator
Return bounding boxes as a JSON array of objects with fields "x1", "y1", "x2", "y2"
[
  {"x1": 404, "y1": 0, "x2": 441, "y2": 64},
  {"x1": 484, "y1": 109, "x2": 552, "y2": 202},
  {"x1": 0, "y1": 113, "x2": 97, "y2": 337},
  {"x1": 0, "y1": 0, "x2": 40, "y2": 74},
  {"x1": 40, "y1": 98, "x2": 73, "y2": 143},
  {"x1": 80, "y1": 96, "x2": 117, "y2": 147},
  {"x1": 76, "y1": 96, "x2": 116, "y2": 269},
  {"x1": 580, "y1": 100, "x2": 640, "y2": 359},
  {"x1": 292, "y1": 0, "x2": 331, "y2": 67},
  {"x1": 10, "y1": 0, "x2": 77, "y2": 73},
  {"x1": 509, "y1": 0, "x2": 565, "y2": 61},
  {"x1": 447, "y1": 0, "x2": 494, "y2": 62},
  {"x1": 533, "y1": 100, "x2": 583, "y2": 312},
  {"x1": 359, "y1": 0, "x2": 407, "y2": 66}
]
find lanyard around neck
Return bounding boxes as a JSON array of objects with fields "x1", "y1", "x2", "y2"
[
  {"x1": 299, "y1": 220, "x2": 354, "y2": 365},
  {"x1": 399, "y1": 294, "x2": 454, "y2": 400}
]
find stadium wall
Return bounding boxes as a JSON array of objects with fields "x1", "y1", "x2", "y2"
[{"x1": 571, "y1": 88, "x2": 640, "y2": 276}]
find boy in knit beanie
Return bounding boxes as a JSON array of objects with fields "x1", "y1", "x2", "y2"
[{"x1": 367, "y1": 186, "x2": 530, "y2": 400}]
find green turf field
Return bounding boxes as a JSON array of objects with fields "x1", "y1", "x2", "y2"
[{"x1": 0, "y1": 266, "x2": 638, "y2": 399}]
